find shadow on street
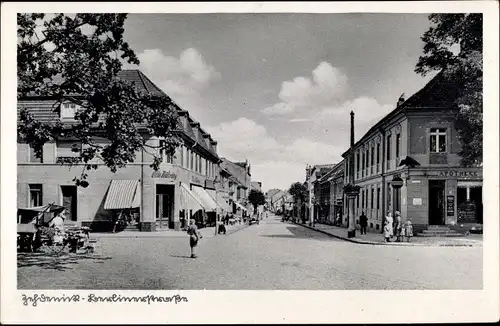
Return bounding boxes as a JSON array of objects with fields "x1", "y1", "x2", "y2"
[
  {"x1": 17, "y1": 251, "x2": 112, "y2": 271},
  {"x1": 260, "y1": 225, "x2": 340, "y2": 242}
]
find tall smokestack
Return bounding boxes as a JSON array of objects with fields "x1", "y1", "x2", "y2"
[{"x1": 349, "y1": 111, "x2": 355, "y2": 183}]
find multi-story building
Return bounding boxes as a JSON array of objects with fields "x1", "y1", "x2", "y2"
[
  {"x1": 306, "y1": 164, "x2": 336, "y2": 222},
  {"x1": 318, "y1": 160, "x2": 344, "y2": 225},
  {"x1": 220, "y1": 158, "x2": 252, "y2": 214},
  {"x1": 341, "y1": 72, "x2": 482, "y2": 233},
  {"x1": 17, "y1": 70, "x2": 228, "y2": 232}
]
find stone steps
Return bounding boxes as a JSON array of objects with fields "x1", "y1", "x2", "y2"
[{"x1": 417, "y1": 226, "x2": 463, "y2": 237}]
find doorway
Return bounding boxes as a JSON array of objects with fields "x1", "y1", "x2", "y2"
[
  {"x1": 61, "y1": 185, "x2": 77, "y2": 221},
  {"x1": 155, "y1": 184, "x2": 175, "y2": 229},
  {"x1": 428, "y1": 180, "x2": 445, "y2": 225}
]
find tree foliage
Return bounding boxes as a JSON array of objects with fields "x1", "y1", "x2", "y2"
[
  {"x1": 17, "y1": 13, "x2": 181, "y2": 187},
  {"x1": 416, "y1": 13, "x2": 483, "y2": 167},
  {"x1": 248, "y1": 189, "x2": 266, "y2": 214},
  {"x1": 288, "y1": 182, "x2": 308, "y2": 203}
]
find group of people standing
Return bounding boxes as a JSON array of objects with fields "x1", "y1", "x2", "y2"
[
  {"x1": 383, "y1": 211, "x2": 413, "y2": 242},
  {"x1": 358, "y1": 210, "x2": 414, "y2": 242}
]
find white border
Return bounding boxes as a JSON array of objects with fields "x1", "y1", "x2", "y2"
[{"x1": 2, "y1": 2, "x2": 499, "y2": 324}]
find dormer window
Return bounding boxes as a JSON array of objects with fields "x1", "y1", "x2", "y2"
[{"x1": 61, "y1": 102, "x2": 79, "y2": 119}]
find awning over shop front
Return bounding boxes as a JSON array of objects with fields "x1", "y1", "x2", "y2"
[
  {"x1": 206, "y1": 189, "x2": 230, "y2": 212},
  {"x1": 234, "y1": 201, "x2": 247, "y2": 211},
  {"x1": 180, "y1": 183, "x2": 204, "y2": 212},
  {"x1": 104, "y1": 180, "x2": 140, "y2": 210},
  {"x1": 191, "y1": 186, "x2": 218, "y2": 211}
]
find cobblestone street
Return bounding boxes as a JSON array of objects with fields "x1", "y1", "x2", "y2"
[{"x1": 18, "y1": 215, "x2": 482, "y2": 290}]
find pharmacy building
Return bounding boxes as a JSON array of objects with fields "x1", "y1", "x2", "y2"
[{"x1": 341, "y1": 72, "x2": 483, "y2": 234}]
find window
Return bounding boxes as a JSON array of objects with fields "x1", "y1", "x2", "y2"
[
  {"x1": 386, "y1": 135, "x2": 392, "y2": 160},
  {"x1": 356, "y1": 152, "x2": 360, "y2": 178},
  {"x1": 361, "y1": 152, "x2": 364, "y2": 177},
  {"x1": 159, "y1": 140, "x2": 173, "y2": 164},
  {"x1": 180, "y1": 146, "x2": 184, "y2": 166},
  {"x1": 361, "y1": 189, "x2": 364, "y2": 210},
  {"x1": 376, "y1": 143, "x2": 380, "y2": 173},
  {"x1": 366, "y1": 148, "x2": 370, "y2": 174},
  {"x1": 56, "y1": 141, "x2": 81, "y2": 163},
  {"x1": 190, "y1": 150, "x2": 194, "y2": 170},
  {"x1": 371, "y1": 188, "x2": 374, "y2": 209},
  {"x1": 29, "y1": 145, "x2": 43, "y2": 163},
  {"x1": 396, "y1": 133, "x2": 401, "y2": 158},
  {"x1": 430, "y1": 128, "x2": 447, "y2": 153},
  {"x1": 356, "y1": 194, "x2": 359, "y2": 208},
  {"x1": 371, "y1": 146, "x2": 374, "y2": 167},
  {"x1": 29, "y1": 184, "x2": 43, "y2": 207},
  {"x1": 376, "y1": 186, "x2": 380, "y2": 209},
  {"x1": 61, "y1": 102, "x2": 79, "y2": 119}
]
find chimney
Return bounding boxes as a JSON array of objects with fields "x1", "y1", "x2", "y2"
[
  {"x1": 397, "y1": 93, "x2": 405, "y2": 107},
  {"x1": 210, "y1": 139, "x2": 218, "y2": 154}
]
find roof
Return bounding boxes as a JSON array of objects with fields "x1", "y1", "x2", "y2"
[
  {"x1": 220, "y1": 158, "x2": 250, "y2": 187},
  {"x1": 319, "y1": 160, "x2": 345, "y2": 183},
  {"x1": 342, "y1": 71, "x2": 461, "y2": 157},
  {"x1": 18, "y1": 69, "x2": 220, "y2": 160}
]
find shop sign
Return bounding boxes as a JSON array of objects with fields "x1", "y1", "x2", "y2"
[
  {"x1": 412, "y1": 198, "x2": 422, "y2": 206},
  {"x1": 438, "y1": 171, "x2": 479, "y2": 178},
  {"x1": 191, "y1": 176, "x2": 203, "y2": 186},
  {"x1": 151, "y1": 170, "x2": 177, "y2": 180},
  {"x1": 446, "y1": 195, "x2": 455, "y2": 216},
  {"x1": 458, "y1": 201, "x2": 477, "y2": 223}
]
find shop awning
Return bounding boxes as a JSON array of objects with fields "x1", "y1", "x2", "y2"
[
  {"x1": 191, "y1": 186, "x2": 218, "y2": 211},
  {"x1": 104, "y1": 180, "x2": 140, "y2": 210},
  {"x1": 180, "y1": 183, "x2": 204, "y2": 212},
  {"x1": 234, "y1": 201, "x2": 247, "y2": 211},
  {"x1": 207, "y1": 189, "x2": 230, "y2": 212}
]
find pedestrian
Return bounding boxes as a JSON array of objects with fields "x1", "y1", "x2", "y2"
[
  {"x1": 404, "y1": 221, "x2": 414, "y2": 242},
  {"x1": 394, "y1": 211, "x2": 402, "y2": 242},
  {"x1": 186, "y1": 219, "x2": 203, "y2": 258},
  {"x1": 383, "y1": 211, "x2": 393, "y2": 242},
  {"x1": 359, "y1": 211, "x2": 368, "y2": 235}
]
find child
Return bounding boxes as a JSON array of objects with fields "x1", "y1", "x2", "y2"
[{"x1": 404, "y1": 221, "x2": 414, "y2": 242}]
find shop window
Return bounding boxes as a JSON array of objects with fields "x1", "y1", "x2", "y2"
[
  {"x1": 376, "y1": 224, "x2": 380, "y2": 230},
  {"x1": 430, "y1": 128, "x2": 447, "y2": 153},
  {"x1": 29, "y1": 145, "x2": 43, "y2": 163},
  {"x1": 29, "y1": 184, "x2": 43, "y2": 207},
  {"x1": 370, "y1": 222, "x2": 373, "y2": 229}
]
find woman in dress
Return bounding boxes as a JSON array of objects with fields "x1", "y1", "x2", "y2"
[
  {"x1": 186, "y1": 219, "x2": 203, "y2": 258},
  {"x1": 384, "y1": 211, "x2": 394, "y2": 242}
]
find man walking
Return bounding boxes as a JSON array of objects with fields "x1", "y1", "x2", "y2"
[{"x1": 359, "y1": 211, "x2": 368, "y2": 235}]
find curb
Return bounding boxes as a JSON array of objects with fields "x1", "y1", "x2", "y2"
[{"x1": 292, "y1": 222, "x2": 481, "y2": 247}]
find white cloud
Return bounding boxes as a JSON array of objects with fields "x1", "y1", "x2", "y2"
[
  {"x1": 130, "y1": 48, "x2": 221, "y2": 96},
  {"x1": 318, "y1": 97, "x2": 393, "y2": 143},
  {"x1": 261, "y1": 61, "x2": 348, "y2": 116},
  {"x1": 206, "y1": 118, "x2": 342, "y2": 191}
]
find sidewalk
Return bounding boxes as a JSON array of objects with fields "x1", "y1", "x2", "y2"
[
  {"x1": 293, "y1": 221, "x2": 483, "y2": 247},
  {"x1": 91, "y1": 222, "x2": 249, "y2": 239}
]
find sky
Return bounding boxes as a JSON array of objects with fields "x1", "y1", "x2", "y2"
[{"x1": 120, "y1": 13, "x2": 435, "y2": 192}]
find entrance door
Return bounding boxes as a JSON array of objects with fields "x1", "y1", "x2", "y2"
[
  {"x1": 429, "y1": 180, "x2": 445, "y2": 225},
  {"x1": 156, "y1": 185, "x2": 174, "y2": 229},
  {"x1": 61, "y1": 185, "x2": 77, "y2": 221}
]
